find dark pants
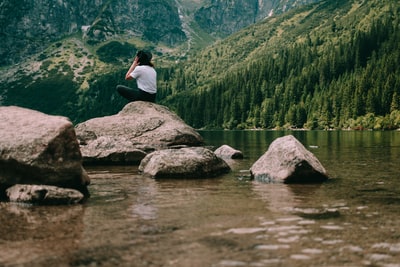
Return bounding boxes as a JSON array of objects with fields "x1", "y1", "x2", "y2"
[{"x1": 116, "y1": 85, "x2": 156, "y2": 103}]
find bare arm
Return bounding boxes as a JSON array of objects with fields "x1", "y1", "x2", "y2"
[{"x1": 125, "y1": 56, "x2": 139, "y2": 80}]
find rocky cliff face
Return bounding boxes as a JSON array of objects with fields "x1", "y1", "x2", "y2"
[
  {"x1": 0, "y1": 0, "x2": 186, "y2": 66},
  {"x1": 0, "y1": 0, "x2": 321, "y2": 67},
  {"x1": 194, "y1": 0, "x2": 320, "y2": 36}
]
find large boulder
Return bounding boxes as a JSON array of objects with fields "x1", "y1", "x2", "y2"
[
  {"x1": 0, "y1": 106, "x2": 90, "y2": 197},
  {"x1": 75, "y1": 102, "x2": 204, "y2": 164},
  {"x1": 139, "y1": 147, "x2": 231, "y2": 178},
  {"x1": 250, "y1": 135, "x2": 328, "y2": 183}
]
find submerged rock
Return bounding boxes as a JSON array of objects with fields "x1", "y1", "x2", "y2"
[
  {"x1": 0, "y1": 106, "x2": 90, "y2": 197},
  {"x1": 250, "y1": 135, "x2": 328, "y2": 183},
  {"x1": 75, "y1": 102, "x2": 204, "y2": 164},
  {"x1": 214, "y1": 145, "x2": 243, "y2": 159},
  {"x1": 6, "y1": 184, "x2": 84, "y2": 205},
  {"x1": 139, "y1": 147, "x2": 231, "y2": 178},
  {"x1": 294, "y1": 207, "x2": 341, "y2": 220}
]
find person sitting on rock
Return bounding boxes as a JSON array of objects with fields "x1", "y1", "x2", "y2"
[{"x1": 116, "y1": 50, "x2": 157, "y2": 102}]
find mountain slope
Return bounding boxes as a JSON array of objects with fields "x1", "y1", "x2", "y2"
[
  {"x1": 0, "y1": 0, "x2": 186, "y2": 67},
  {"x1": 0, "y1": 0, "x2": 319, "y2": 67},
  {"x1": 164, "y1": 0, "x2": 353, "y2": 92},
  {"x1": 160, "y1": 0, "x2": 400, "y2": 130},
  {"x1": 194, "y1": 0, "x2": 321, "y2": 37},
  {"x1": 1, "y1": 0, "x2": 399, "y2": 130},
  {"x1": 0, "y1": 0, "x2": 328, "y2": 124}
]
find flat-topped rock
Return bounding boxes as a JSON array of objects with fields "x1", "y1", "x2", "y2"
[
  {"x1": 139, "y1": 147, "x2": 231, "y2": 178},
  {"x1": 7, "y1": 184, "x2": 84, "y2": 205},
  {"x1": 75, "y1": 102, "x2": 204, "y2": 164}
]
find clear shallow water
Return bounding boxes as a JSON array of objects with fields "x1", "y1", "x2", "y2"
[{"x1": 1, "y1": 131, "x2": 400, "y2": 267}]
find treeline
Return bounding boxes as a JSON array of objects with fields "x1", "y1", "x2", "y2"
[
  {"x1": 4, "y1": 1, "x2": 399, "y2": 131},
  {"x1": 159, "y1": 4, "x2": 400, "y2": 130}
]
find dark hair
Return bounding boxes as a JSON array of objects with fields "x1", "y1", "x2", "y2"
[{"x1": 136, "y1": 50, "x2": 154, "y2": 67}]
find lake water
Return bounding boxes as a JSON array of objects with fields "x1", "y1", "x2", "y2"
[{"x1": 1, "y1": 130, "x2": 400, "y2": 267}]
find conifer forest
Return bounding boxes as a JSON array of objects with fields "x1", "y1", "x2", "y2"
[
  {"x1": 1, "y1": 0, "x2": 399, "y2": 131},
  {"x1": 158, "y1": 1, "x2": 400, "y2": 130}
]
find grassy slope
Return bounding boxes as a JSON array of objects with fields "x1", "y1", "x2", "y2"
[
  {"x1": 2, "y1": 0, "x2": 395, "y2": 126},
  {"x1": 170, "y1": 0, "x2": 389, "y2": 94}
]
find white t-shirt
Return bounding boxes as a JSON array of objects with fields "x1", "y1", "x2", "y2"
[{"x1": 130, "y1": 65, "x2": 157, "y2": 94}]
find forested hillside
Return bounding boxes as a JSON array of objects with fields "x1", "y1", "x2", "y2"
[
  {"x1": 1, "y1": 0, "x2": 399, "y2": 130},
  {"x1": 159, "y1": 0, "x2": 400, "y2": 130},
  {"x1": 2, "y1": 0, "x2": 321, "y2": 123}
]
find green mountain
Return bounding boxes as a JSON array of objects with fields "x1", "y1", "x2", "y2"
[
  {"x1": 0, "y1": 0, "x2": 323, "y2": 124},
  {"x1": 1, "y1": 0, "x2": 399, "y2": 131},
  {"x1": 0, "y1": 0, "x2": 316, "y2": 67},
  {"x1": 160, "y1": 0, "x2": 400, "y2": 130}
]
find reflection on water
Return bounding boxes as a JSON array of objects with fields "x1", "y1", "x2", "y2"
[
  {"x1": 0, "y1": 203, "x2": 85, "y2": 266},
  {"x1": 1, "y1": 131, "x2": 400, "y2": 266}
]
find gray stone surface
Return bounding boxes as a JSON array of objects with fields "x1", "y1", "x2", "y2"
[
  {"x1": 75, "y1": 102, "x2": 204, "y2": 164},
  {"x1": 6, "y1": 184, "x2": 84, "y2": 205},
  {"x1": 214, "y1": 144, "x2": 243, "y2": 159},
  {"x1": 139, "y1": 147, "x2": 231, "y2": 178},
  {"x1": 0, "y1": 106, "x2": 90, "y2": 196},
  {"x1": 250, "y1": 135, "x2": 328, "y2": 183}
]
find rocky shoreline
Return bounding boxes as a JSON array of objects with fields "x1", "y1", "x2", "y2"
[{"x1": 0, "y1": 102, "x2": 329, "y2": 205}]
